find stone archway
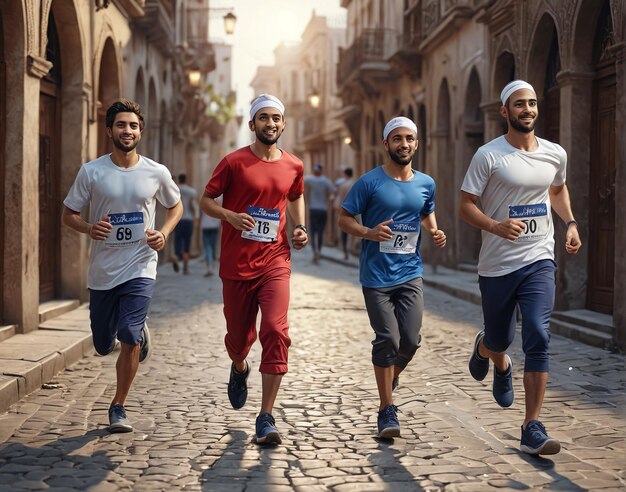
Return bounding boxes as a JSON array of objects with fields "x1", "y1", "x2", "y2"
[
  {"x1": 97, "y1": 37, "x2": 120, "y2": 157},
  {"x1": 492, "y1": 51, "x2": 515, "y2": 136},
  {"x1": 460, "y1": 67, "x2": 484, "y2": 265},
  {"x1": 417, "y1": 104, "x2": 427, "y2": 173},
  {"x1": 135, "y1": 67, "x2": 146, "y2": 109},
  {"x1": 147, "y1": 78, "x2": 158, "y2": 159}
]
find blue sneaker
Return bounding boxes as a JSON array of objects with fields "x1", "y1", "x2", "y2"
[
  {"x1": 469, "y1": 330, "x2": 489, "y2": 381},
  {"x1": 520, "y1": 420, "x2": 561, "y2": 455},
  {"x1": 108, "y1": 404, "x2": 133, "y2": 433},
  {"x1": 493, "y1": 355, "x2": 514, "y2": 407},
  {"x1": 139, "y1": 323, "x2": 151, "y2": 363},
  {"x1": 227, "y1": 361, "x2": 250, "y2": 409},
  {"x1": 255, "y1": 412, "x2": 282, "y2": 445},
  {"x1": 377, "y1": 404, "x2": 400, "y2": 439}
]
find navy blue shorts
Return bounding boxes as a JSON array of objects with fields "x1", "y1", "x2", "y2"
[
  {"x1": 174, "y1": 219, "x2": 194, "y2": 256},
  {"x1": 89, "y1": 278, "x2": 155, "y2": 354},
  {"x1": 478, "y1": 259, "x2": 556, "y2": 373}
]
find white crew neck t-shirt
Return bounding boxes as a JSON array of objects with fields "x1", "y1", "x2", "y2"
[
  {"x1": 461, "y1": 135, "x2": 567, "y2": 277},
  {"x1": 64, "y1": 154, "x2": 181, "y2": 290}
]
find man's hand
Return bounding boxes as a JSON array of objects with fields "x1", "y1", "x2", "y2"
[
  {"x1": 227, "y1": 211, "x2": 255, "y2": 231},
  {"x1": 146, "y1": 230, "x2": 166, "y2": 251},
  {"x1": 90, "y1": 213, "x2": 112, "y2": 240},
  {"x1": 292, "y1": 228, "x2": 308, "y2": 250},
  {"x1": 491, "y1": 218, "x2": 525, "y2": 241},
  {"x1": 565, "y1": 225, "x2": 582, "y2": 254},
  {"x1": 431, "y1": 229, "x2": 446, "y2": 248},
  {"x1": 365, "y1": 219, "x2": 394, "y2": 242}
]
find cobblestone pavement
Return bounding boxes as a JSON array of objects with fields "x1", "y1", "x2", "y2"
[{"x1": 0, "y1": 251, "x2": 624, "y2": 491}]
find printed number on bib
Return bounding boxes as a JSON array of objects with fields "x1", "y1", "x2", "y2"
[
  {"x1": 105, "y1": 212, "x2": 146, "y2": 248},
  {"x1": 380, "y1": 222, "x2": 419, "y2": 254},
  {"x1": 509, "y1": 203, "x2": 549, "y2": 242},
  {"x1": 241, "y1": 206, "x2": 280, "y2": 243}
]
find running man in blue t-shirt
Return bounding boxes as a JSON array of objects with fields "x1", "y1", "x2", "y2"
[{"x1": 339, "y1": 116, "x2": 446, "y2": 439}]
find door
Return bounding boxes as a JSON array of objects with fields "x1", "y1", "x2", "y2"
[
  {"x1": 587, "y1": 64, "x2": 615, "y2": 314},
  {"x1": 39, "y1": 81, "x2": 61, "y2": 301}
]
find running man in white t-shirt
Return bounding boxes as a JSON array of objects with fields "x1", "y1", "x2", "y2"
[
  {"x1": 62, "y1": 99, "x2": 183, "y2": 433},
  {"x1": 460, "y1": 81, "x2": 581, "y2": 456}
]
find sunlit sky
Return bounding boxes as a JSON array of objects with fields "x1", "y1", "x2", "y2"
[{"x1": 209, "y1": 0, "x2": 346, "y2": 120}]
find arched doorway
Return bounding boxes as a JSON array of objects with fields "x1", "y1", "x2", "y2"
[
  {"x1": 0, "y1": 12, "x2": 5, "y2": 321},
  {"x1": 417, "y1": 104, "x2": 427, "y2": 173},
  {"x1": 587, "y1": 1, "x2": 616, "y2": 314},
  {"x1": 39, "y1": 11, "x2": 62, "y2": 301},
  {"x1": 135, "y1": 68, "x2": 146, "y2": 110},
  {"x1": 461, "y1": 68, "x2": 484, "y2": 265},
  {"x1": 97, "y1": 38, "x2": 119, "y2": 157},
  {"x1": 493, "y1": 51, "x2": 515, "y2": 135},
  {"x1": 148, "y1": 78, "x2": 158, "y2": 159}
]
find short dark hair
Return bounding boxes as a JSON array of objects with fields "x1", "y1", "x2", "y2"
[
  {"x1": 106, "y1": 99, "x2": 144, "y2": 131},
  {"x1": 178, "y1": 173, "x2": 187, "y2": 184},
  {"x1": 344, "y1": 168, "x2": 353, "y2": 177}
]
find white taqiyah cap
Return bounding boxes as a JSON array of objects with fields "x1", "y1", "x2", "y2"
[
  {"x1": 249, "y1": 93, "x2": 285, "y2": 121},
  {"x1": 500, "y1": 80, "x2": 535, "y2": 105},
  {"x1": 383, "y1": 117, "x2": 418, "y2": 140}
]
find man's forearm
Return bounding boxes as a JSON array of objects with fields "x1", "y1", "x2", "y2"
[
  {"x1": 161, "y1": 201, "x2": 183, "y2": 239},
  {"x1": 287, "y1": 194, "x2": 306, "y2": 225}
]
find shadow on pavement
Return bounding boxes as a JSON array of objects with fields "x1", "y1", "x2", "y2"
[
  {"x1": 0, "y1": 429, "x2": 113, "y2": 489},
  {"x1": 368, "y1": 441, "x2": 426, "y2": 491}
]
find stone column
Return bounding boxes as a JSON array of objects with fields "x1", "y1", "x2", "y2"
[
  {"x1": 480, "y1": 99, "x2": 502, "y2": 142},
  {"x1": 554, "y1": 69, "x2": 595, "y2": 311}
]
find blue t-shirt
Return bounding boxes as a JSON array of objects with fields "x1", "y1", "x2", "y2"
[{"x1": 342, "y1": 166, "x2": 435, "y2": 288}]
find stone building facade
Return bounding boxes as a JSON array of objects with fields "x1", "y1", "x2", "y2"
[
  {"x1": 337, "y1": 0, "x2": 625, "y2": 351},
  {"x1": 0, "y1": 0, "x2": 237, "y2": 335}
]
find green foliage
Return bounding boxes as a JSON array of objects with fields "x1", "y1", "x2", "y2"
[{"x1": 202, "y1": 84, "x2": 237, "y2": 124}]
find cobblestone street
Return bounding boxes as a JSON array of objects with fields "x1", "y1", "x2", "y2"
[{"x1": 0, "y1": 251, "x2": 624, "y2": 491}]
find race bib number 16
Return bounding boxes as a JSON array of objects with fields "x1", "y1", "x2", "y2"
[
  {"x1": 509, "y1": 203, "x2": 549, "y2": 242},
  {"x1": 105, "y1": 212, "x2": 146, "y2": 248},
  {"x1": 241, "y1": 206, "x2": 280, "y2": 242}
]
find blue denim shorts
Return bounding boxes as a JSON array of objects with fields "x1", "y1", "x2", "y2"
[{"x1": 89, "y1": 277, "x2": 155, "y2": 354}]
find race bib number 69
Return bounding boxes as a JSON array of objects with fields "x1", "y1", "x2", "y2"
[
  {"x1": 509, "y1": 203, "x2": 549, "y2": 242},
  {"x1": 105, "y1": 212, "x2": 146, "y2": 248}
]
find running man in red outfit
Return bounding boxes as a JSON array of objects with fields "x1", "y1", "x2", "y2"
[{"x1": 200, "y1": 94, "x2": 308, "y2": 445}]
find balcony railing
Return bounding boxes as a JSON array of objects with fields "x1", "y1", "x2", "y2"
[
  {"x1": 337, "y1": 29, "x2": 398, "y2": 86},
  {"x1": 423, "y1": 0, "x2": 474, "y2": 40},
  {"x1": 133, "y1": 0, "x2": 175, "y2": 55}
]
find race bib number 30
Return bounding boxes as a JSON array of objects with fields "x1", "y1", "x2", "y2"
[
  {"x1": 380, "y1": 222, "x2": 419, "y2": 254},
  {"x1": 241, "y1": 206, "x2": 280, "y2": 243},
  {"x1": 105, "y1": 212, "x2": 146, "y2": 248},
  {"x1": 509, "y1": 203, "x2": 549, "y2": 242}
]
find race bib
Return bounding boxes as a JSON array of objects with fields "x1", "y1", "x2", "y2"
[
  {"x1": 509, "y1": 203, "x2": 549, "y2": 242},
  {"x1": 380, "y1": 222, "x2": 419, "y2": 254},
  {"x1": 105, "y1": 212, "x2": 146, "y2": 248},
  {"x1": 241, "y1": 206, "x2": 280, "y2": 242}
]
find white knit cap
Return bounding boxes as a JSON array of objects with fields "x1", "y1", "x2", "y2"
[
  {"x1": 383, "y1": 117, "x2": 418, "y2": 140},
  {"x1": 500, "y1": 80, "x2": 535, "y2": 105},
  {"x1": 249, "y1": 94, "x2": 285, "y2": 121}
]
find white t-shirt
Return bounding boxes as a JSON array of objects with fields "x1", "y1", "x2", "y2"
[
  {"x1": 179, "y1": 183, "x2": 198, "y2": 221},
  {"x1": 64, "y1": 154, "x2": 181, "y2": 290},
  {"x1": 461, "y1": 135, "x2": 567, "y2": 277}
]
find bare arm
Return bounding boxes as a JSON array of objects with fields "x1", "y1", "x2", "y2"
[
  {"x1": 459, "y1": 191, "x2": 525, "y2": 241},
  {"x1": 420, "y1": 212, "x2": 446, "y2": 248},
  {"x1": 200, "y1": 191, "x2": 254, "y2": 231},
  {"x1": 62, "y1": 206, "x2": 112, "y2": 240},
  {"x1": 287, "y1": 194, "x2": 308, "y2": 250},
  {"x1": 337, "y1": 208, "x2": 393, "y2": 242},
  {"x1": 549, "y1": 184, "x2": 581, "y2": 254},
  {"x1": 146, "y1": 200, "x2": 183, "y2": 251}
]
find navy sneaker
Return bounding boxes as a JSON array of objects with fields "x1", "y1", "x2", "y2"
[
  {"x1": 469, "y1": 330, "x2": 489, "y2": 381},
  {"x1": 255, "y1": 412, "x2": 282, "y2": 445},
  {"x1": 108, "y1": 404, "x2": 133, "y2": 433},
  {"x1": 493, "y1": 355, "x2": 514, "y2": 407},
  {"x1": 139, "y1": 323, "x2": 151, "y2": 363},
  {"x1": 377, "y1": 404, "x2": 400, "y2": 439},
  {"x1": 392, "y1": 376, "x2": 399, "y2": 391},
  {"x1": 227, "y1": 360, "x2": 250, "y2": 409},
  {"x1": 520, "y1": 420, "x2": 561, "y2": 455}
]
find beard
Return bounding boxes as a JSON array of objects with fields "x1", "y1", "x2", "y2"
[
  {"x1": 388, "y1": 147, "x2": 414, "y2": 166},
  {"x1": 508, "y1": 114, "x2": 536, "y2": 133},
  {"x1": 255, "y1": 127, "x2": 282, "y2": 145},
  {"x1": 112, "y1": 135, "x2": 139, "y2": 152}
]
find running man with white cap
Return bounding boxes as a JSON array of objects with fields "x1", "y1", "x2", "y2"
[
  {"x1": 460, "y1": 80, "x2": 581, "y2": 455},
  {"x1": 200, "y1": 94, "x2": 308, "y2": 445},
  {"x1": 339, "y1": 116, "x2": 446, "y2": 439}
]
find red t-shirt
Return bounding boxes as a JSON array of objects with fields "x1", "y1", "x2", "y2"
[{"x1": 205, "y1": 146, "x2": 304, "y2": 280}]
